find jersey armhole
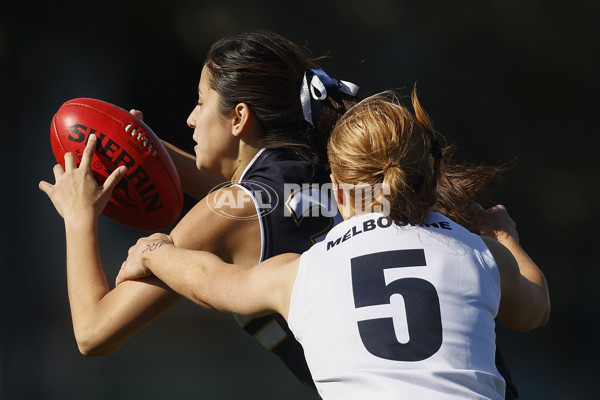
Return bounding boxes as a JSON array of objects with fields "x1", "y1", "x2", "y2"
[
  {"x1": 287, "y1": 251, "x2": 311, "y2": 334},
  {"x1": 476, "y1": 238, "x2": 502, "y2": 315},
  {"x1": 232, "y1": 183, "x2": 266, "y2": 262}
]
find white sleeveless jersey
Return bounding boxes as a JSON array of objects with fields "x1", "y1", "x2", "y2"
[{"x1": 288, "y1": 212, "x2": 505, "y2": 400}]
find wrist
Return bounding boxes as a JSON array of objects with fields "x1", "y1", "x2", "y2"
[
  {"x1": 495, "y1": 232, "x2": 520, "y2": 249},
  {"x1": 64, "y1": 214, "x2": 98, "y2": 233},
  {"x1": 141, "y1": 239, "x2": 172, "y2": 265}
]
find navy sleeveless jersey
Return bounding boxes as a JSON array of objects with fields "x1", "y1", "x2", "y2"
[{"x1": 233, "y1": 148, "x2": 341, "y2": 394}]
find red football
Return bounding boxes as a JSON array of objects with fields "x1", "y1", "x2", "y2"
[{"x1": 50, "y1": 98, "x2": 184, "y2": 231}]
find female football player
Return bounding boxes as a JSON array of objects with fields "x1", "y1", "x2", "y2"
[
  {"x1": 116, "y1": 91, "x2": 550, "y2": 399},
  {"x1": 39, "y1": 30, "x2": 515, "y2": 397}
]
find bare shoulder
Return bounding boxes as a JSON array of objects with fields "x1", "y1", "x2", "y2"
[{"x1": 170, "y1": 186, "x2": 261, "y2": 264}]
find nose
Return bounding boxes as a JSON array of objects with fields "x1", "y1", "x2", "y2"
[{"x1": 187, "y1": 107, "x2": 197, "y2": 129}]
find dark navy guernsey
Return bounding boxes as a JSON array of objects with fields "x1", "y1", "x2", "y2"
[{"x1": 232, "y1": 148, "x2": 341, "y2": 394}]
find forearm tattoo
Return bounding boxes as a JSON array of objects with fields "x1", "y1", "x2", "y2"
[{"x1": 143, "y1": 240, "x2": 169, "y2": 253}]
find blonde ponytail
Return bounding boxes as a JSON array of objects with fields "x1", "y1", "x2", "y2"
[{"x1": 328, "y1": 89, "x2": 442, "y2": 225}]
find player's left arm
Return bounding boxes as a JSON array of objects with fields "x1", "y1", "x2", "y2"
[
  {"x1": 161, "y1": 140, "x2": 228, "y2": 200},
  {"x1": 129, "y1": 109, "x2": 227, "y2": 200},
  {"x1": 117, "y1": 238, "x2": 301, "y2": 319},
  {"x1": 472, "y1": 204, "x2": 550, "y2": 331}
]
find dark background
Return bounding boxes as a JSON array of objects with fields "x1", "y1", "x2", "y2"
[{"x1": 1, "y1": 0, "x2": 598, "y2": 399}]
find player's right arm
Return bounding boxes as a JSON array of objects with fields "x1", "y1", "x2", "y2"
[
  {"x1": 116, "y1": 236, "x2": 301, "y2": 321},
  {"x1": 40, "y1": 134, "x2": 261, "y2": 356},
  {"x1": 472, "y1": 204, "x2": 551, "y2": 332}
]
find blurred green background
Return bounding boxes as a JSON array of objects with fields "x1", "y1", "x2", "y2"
[{"x1": 1, "y1": 0, "x2": 598, "y2": 399}]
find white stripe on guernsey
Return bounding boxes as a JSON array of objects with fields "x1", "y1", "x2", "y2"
[
  {"x1": 254, "y1": 320, "x2": 288, "y2": 350},
  {"x1": 231, "y1": 183, "x2": 266, "y2": 262},
  {"x1": 238, "y1": 147, "x2": 266, "y2": 182}
]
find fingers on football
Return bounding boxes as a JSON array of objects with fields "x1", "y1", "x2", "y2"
[
  {"x1": 52, "y1": 163, "x2": 65, "y2": 178},
  {"x1": 79, "y1": 134, "x2": 97, "y2": 171},
  {"x1": 129, "y1": 109, "x2": 144, "y2": 120},
  {"x1": 103, "y1": 165, "x2": 128, "y2": 194},
  {"x1": 64, "y1": 152, "x2": 76, "y2": 171}
]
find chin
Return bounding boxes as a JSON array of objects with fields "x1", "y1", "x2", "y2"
[{"x1": 196, "y1": 158, "x2": 219, "y2": 175}]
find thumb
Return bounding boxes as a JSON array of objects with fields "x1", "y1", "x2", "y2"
[
  {"x1": 115, "y1": 270, "x2": 124, "y2": 287},
  {"x1": 115, "y1": 261, "x2": 127, "y2": 286},
  {"x1": 38, "y1": 180, "x2": 53, "y2": 195},
  {"x1": 115, "y1": 261, "x2": 128, "y2": 286}
]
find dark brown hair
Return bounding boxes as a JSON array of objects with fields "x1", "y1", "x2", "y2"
[{"x1": 204, "y1": 30, "x2": 358, "y2": 162}]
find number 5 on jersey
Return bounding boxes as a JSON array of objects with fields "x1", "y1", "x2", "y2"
[{"x1": 351, "y1": 249, "x2": 443, "y2": 362}]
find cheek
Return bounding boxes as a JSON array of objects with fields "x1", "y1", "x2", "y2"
[
  {"x1": 191, "y1": 113, "x2": 211, "y2": 143},
  {"x1": 192, "y1": 121, "x2": 226, "y2": 170}
]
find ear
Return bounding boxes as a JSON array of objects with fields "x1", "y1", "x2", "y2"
[
  {"x1": 231, "y1": 103, "x2": 252, "y2": 137},
  {"x1": 330, "y1": 174, "x2": 345, "y2": 207}
]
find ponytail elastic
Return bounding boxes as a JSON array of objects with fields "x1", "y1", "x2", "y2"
[{"x1": 300, "y1": 68, "x2": 359, "y2": 127}]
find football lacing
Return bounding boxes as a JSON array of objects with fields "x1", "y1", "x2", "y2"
[{"x1": 125, "y1": 123, "x2": 158, "y2": 157}]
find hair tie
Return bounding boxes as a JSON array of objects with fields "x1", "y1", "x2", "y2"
[
  {"x1": 430, "y1": 139, "x2": 442, "y2": 159},
  {"x1": 300, "y1": 68, "x2": 359, "y2": 127},
  {"x1": 382, "y1": 161, "x2": 399, "y2": 175}
]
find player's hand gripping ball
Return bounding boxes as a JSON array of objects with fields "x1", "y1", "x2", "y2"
[{"x1": 50, "y1": 98, "x2": 184, "y2": 231}]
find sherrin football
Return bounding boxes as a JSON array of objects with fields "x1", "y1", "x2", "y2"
[{"x1": 50, "y1": 98, "x2": 184, "y2": 231}]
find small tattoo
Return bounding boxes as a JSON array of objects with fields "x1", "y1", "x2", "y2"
[{"x1": 143, "y1": 240, "x2": 168, "y2": 253}]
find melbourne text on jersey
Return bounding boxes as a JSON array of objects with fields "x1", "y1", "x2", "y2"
[{"x1": 327, "y1": 216, "x2": 453, "y2": 251}]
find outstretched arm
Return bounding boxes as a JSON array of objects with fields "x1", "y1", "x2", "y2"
[
  {"x1": 39, "y1": 135, "x2": 181, "y2": 355},
  {"x1": 471, "y1": 204, "x2": 550, "y2": 331},
  {"x1": 116, "y1": 236, "x2": 301, "y2": 320},
  {"x1": 39, "y1": 134, "x2": 261, "y2": 355}
]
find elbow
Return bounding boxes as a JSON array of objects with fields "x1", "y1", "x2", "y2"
[
  {"x1": 536, "y1": 298, "x2": 551, "y2": 329},
  {"x1": 73, "y1": 327, "x2": 118, "y2": 357},
  {"x1": 507, "y1": 301, "x2": 551, "y2": 332},
  {"x1": 498, "y1": 295, "x2": 551, "y2": 332},
  {"x1": 77, "y1": 341, "x2": 117, "y2": 357},
  {"x1": 77, "y1": 342, "x2": 103, "y2": 357},
  {"x1": 530, "y1": 290, "x2": 551, "y2": 330},
  {"x1": 75, "y1": 338, "x2": 102, "y2": 357},
  {"x1": 509, "y1": 314, "x2": 548, "y2": 332},
  {"x1": 533, "y1": 280, "x2": 551, "y2": 329}
]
